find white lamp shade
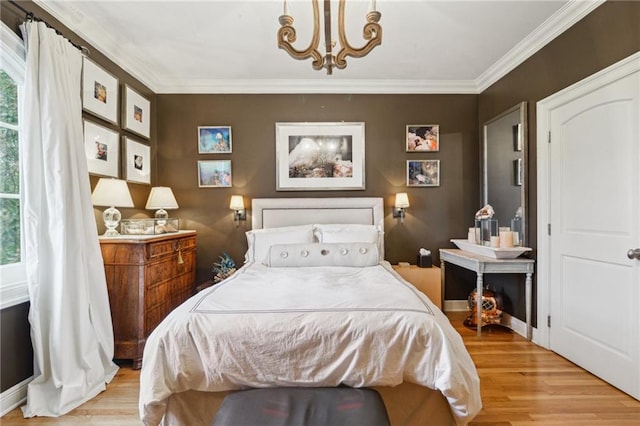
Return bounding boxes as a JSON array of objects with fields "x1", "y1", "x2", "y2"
[
  {"x1": 395, "y1": 192, "x2": 410, "y2": 208},
  {"x1": 145, "y1": 187, "x2": 179, "y2": 210},
  {"x1": 229, "y1": 195, "x2": 245, "y2": 211},
  {"x1": 91, "y1": 178, "x2": 134, "y2": 208}
]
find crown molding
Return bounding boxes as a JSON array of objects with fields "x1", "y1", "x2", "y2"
[
  {"x1": 475, "y1": 0, "x2": 606, "y2": 93},
  {"x1": 34, "y1": 0, "x2": 605, "y2": 95},
  {"x1": 154, "y1": 78, "x2": 480, "y2": 94}
]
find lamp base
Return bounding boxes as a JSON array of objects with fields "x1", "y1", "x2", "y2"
[{"x1": 103, "y1": 206, "x2": 122, "y2": 237}]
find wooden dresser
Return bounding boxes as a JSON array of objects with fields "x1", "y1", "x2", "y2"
[{"x1": 99, "y1": 230, "x2": 197, "y2": 368}]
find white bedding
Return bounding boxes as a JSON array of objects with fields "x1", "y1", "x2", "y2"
[{"x1": 139, "y1": 261, "x2": 481, "y2": 425}]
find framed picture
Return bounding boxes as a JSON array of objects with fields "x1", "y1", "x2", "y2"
[
  {"x1": 275, "y1": 122, "x2": 366, "y2": 191},
  {"x1": 406, "y1": 125, "x2": 439, "y2": 152},
  {"x1": 513, "y1": 123, "x2": 522, "y2": 151},
  {"x1": 83, "y1": 119, "x2": 120, "y2": 177},
  {"x1": 198, "y1": 126, "x2": 232, "y2": 153},
  {"x1": 123, "y1": 85, "x2": 150, "y2": 139},
  {"x1": 82, "y1": 58, "x2": 119, "y2": 125},
  {"x1": 514, "y1": 158, "x2": 523, "y2": 186},
  {"x1": 407, "y1": 159, "x2": 440, "y2": 187},
  {"x1": 198, "y1": 160, "x2": 232, "y2": 188},
  {"x1": 124, "y1": 137, "x2": 151, "y2": 184}
]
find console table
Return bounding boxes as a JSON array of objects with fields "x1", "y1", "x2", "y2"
[{"x1": 439, "y1": 249, "x2": 535, "y2": 340}]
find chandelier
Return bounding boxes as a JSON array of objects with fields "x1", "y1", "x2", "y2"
[{"x1": 277, "y1": 0, "x2": 382, "y2": 75}]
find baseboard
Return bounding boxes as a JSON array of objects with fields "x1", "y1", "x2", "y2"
[
  {"x1": 444, "y1": 299, "x2": 468, "y2": 312},
  {"x1": 0, "y1": 376, "x2": 31, "y2": 417}
]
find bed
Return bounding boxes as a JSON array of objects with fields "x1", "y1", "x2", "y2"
[{"x1": 139, "y1": 197, "x2": 481, "y2": 425}]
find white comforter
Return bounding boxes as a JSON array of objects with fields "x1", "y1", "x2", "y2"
[{"x1": 139, "y1": 262, "x2": 481, "y2": 425}]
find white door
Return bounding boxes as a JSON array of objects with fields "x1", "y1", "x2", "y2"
[{"x1": 541, "y1": 57, "x2": 640, "y2": 400}]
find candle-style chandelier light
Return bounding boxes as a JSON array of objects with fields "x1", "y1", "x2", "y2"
[{"x1": 277, "y1": 0, "x2": 382, "y2": 75}]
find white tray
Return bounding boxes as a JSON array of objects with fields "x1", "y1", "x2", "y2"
[{"x1": 450, "y1": 239, "x2": 531, "y2": 259}]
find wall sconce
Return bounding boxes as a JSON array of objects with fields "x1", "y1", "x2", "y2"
[
  {"x1": 145, "y1": 187, "x2": 179, "y2": 223},
  {"x1": 229, "y1": 195, "x2": 246, "y2": 226},
  {"x1": 91, "y1": 178, "x2": 134, "y2": 237},
  {"x1": 393, "y1": 192, "x2": 410, "y2": 224}
]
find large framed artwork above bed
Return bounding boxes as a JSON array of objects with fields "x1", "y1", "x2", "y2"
[
  {"x1": 275, "y1": 122, "x2": 366, "y2": 191},
  {"x1": 139, "y1": 197, "x2": 481, "y2": 426}
]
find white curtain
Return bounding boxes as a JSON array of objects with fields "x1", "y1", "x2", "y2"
[{"x1": 20, "y1": 21, "x2": 118, "y2": 417}]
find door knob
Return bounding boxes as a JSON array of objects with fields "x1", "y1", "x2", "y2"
[{"x1": 627, "y1": 248, "x2": 640, "y2": 260}]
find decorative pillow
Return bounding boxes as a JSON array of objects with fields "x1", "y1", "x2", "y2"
[
  {"x1": 265, "y1": 242, "x2": 380, "y2": 268},
  {"x1": 313, "y1": 224, "x2": 383, "y2": 254},
  {"x1": 245, "y1": 225, "x2": 315, "y2": 263}
]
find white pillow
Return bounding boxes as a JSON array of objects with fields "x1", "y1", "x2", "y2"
[
  {"x1": 245, "y1": 225, "x2": 315, "y2": 263},
  {"x1": 265, "y1": 242, "x2": 379, "y2": 267},
  {"x1": 314, "y1": 224, "x2": 383, "y2": 255}
]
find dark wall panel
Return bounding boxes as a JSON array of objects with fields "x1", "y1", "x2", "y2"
[
  {"x1": 156, "y1": 94, "x2": 480, "y2": 285},
  {"x1": 478, "y1": 1, "x2": 640, "y2": 322}
]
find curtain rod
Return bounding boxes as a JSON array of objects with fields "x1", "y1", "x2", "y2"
[{"x1": 7, "y1": 0, "x2": 90, "y2": 55}]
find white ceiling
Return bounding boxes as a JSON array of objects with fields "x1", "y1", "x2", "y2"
[{"x1": 35, "y1": 0, "x2": 603, "y2": 94}]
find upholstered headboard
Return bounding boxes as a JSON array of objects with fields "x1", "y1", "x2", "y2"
[{"x1": 251, "y1": 197, "x2": 385, "y2": 257}]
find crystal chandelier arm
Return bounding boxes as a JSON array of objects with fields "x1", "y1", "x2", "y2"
[
  {"x1": 334, "y1": 0, "x2": 382, "y2": 70},
  {"x1": 277, "y1": 0, "x2": 324, "y2": 71}
]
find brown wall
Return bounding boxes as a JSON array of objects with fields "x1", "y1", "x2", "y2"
[
  {"x1": 477, "y1": 0, "x2": 640, "y2": 322},
  {"x1": 156, "y1": 94, "x2": 480, "y2": 285}
]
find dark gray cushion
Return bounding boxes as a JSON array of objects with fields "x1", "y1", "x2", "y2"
[{"x1": 212, "y1": 387, "x2": 390, "y2": 426}]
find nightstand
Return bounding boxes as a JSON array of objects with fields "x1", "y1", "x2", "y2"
[
  {"x1": 392, "y1": 264, "x2": 442, "y2": 310},
  {"x1": 99, "y1": 230, "x2": 197, "y2": 368}
]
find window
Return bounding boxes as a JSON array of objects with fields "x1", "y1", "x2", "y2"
[{"x1": 0, "y1": 22, "x2": 27, "y2": 308}]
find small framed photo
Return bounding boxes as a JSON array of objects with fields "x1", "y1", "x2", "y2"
[
  {"x1": 198, "y1": 126, "x2": 232, "y2": 153},
  {"x1": 407, "y1": 159, "x2": 440, "y2": 187},
  {"x1": 83, "y1": 119, "x2": 120, "y2": 177},
  {"x1": 82, "y1": 58, "x2": 119, "y2": 125},
  {"x1": 124, "y1": 137, "x2": 151, "y2": 184},
  {"x1": 514, "y1": 158, "x2": 523, "y2": 186},
  {"x1": 406, "y1": 125, "x2": 439, "y2": 152},
  {"x1": 198, "y1": 160, "x2": 232, "y2": 188},
  {"x1": 513, "y1": 123, "x2": 522, "y2": 152},
  {"x1": 123, "y1": 85, "x2": 150, "y2": 139}
]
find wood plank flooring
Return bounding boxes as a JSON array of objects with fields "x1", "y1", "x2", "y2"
[{"x1": 3, "y1": 311, "x2": 638, "y2": 425}]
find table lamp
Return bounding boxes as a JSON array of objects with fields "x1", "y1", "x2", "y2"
[
  {"x1": 145, "y1": 187, "x2": 179, "y2": 224},
  {"x1": 91, "y1": 178, "x2": 134, "y2": 237}
]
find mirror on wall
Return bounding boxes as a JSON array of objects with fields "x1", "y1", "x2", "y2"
[{"x1": 482, "y1": 102, "x2": 528, "y2": 246}]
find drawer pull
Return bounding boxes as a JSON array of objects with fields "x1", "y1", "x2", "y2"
[{"x1": 177, "y1": 250, "x2": 184, "y2": 265}]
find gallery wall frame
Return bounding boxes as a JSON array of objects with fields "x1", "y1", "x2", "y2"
[
  {"x1": 198, "y1": 126, "x2": 232, "y2": 154},
  {"x1": 83, "y1": 119, "x2": 120, "y2": 178},
  {"x1": 82, "y1": 57, "x2": 119, "y2": 125},
  {"x1": 275, "y1": 122, "x2": 365, "y2": 191},
  {"x1": 198, "y1": 160, "x2": 232, "y2": 188},
  {"x1": 407, "y1": 159, "x2": 440, "y2": 187},
  {"x1": 123, "y1": 85, "x2": 150, "y2": 139},
  {"x1": 406, "y1": 124, "x2": 439, "y2": 152},
  {"x1": 124, "y1": 136, "x2": 151, "y2": 184}
]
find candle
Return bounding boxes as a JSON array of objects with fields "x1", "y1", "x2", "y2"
[
  {"x1": 500, "y1": 231, "x2": 514, "y2": 248},
  {"x1": 490, "y1": 236, "x2": 500, "y2": 248},
  {"x1": 284, "y1": 0, "x2": 290, "y2": 16},
  {"x1": 369, "y1": 0, "x2": 377, "y2": 12}
]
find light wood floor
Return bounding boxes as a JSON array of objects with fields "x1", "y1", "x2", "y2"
[{"x1": 3, "y1": 311, "x2": 639, "y2": 425}]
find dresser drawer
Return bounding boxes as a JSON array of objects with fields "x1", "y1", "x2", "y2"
[{"x1": 147, "y1": 236, "x2": 196, "y2": 259}]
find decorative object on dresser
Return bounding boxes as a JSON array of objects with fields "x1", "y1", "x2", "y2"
[
  {"x1": 99, "y1": 230, "x2": 197, "y2": 368},
  {"x1": 391, "y1": 264, "x2": 442, "y2": 310},
  {"x1": 91, "y1": 178, "x2": 134, "y2": 237}
]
